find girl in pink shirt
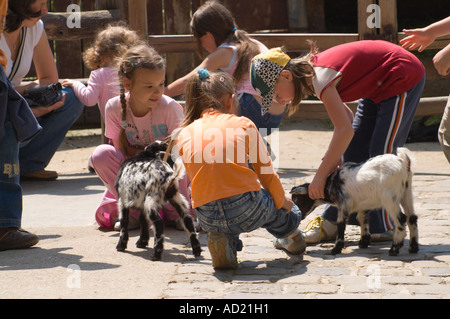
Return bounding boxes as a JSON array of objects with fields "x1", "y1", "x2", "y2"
[
  {"x1": 89, "y1": 43, "x2": 194, "y2": 230},
  {"x1": 63, "y1": 24, "x2": 141, "y2": 120}
]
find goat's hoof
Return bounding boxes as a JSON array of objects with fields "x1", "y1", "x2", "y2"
[
  {"x1": 389, "y1": 246, "x2": 400, "y2": 256},
  {"x1": 358, "y1": 236, "x2": 370, "y2": 249},
  {"x1": 152, "y1": 250, "x2": 162, "y2": 261},
  {"x1": 389, "y1": 249, "x2": 399, "y2": 256},
  {"x1": 331, "y1": 247, "x2": 342, "y2": 255},
  {"x1": 116, "y1": 243, "x2": 127, "y2": 251},
  {"x1": 136, "y1": 239, "x2": 149, "y2": 248},
  {"x1": 192, "y1": 246, "x2": 202, "y2": 257},
  {"x1": 409, "y1": 244, "x2": 419, "y2": 254},
  {"x1": 409, "y1": 238, "x2": 419, "y2": 253}
]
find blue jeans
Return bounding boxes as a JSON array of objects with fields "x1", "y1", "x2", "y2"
[
  {"x1": 195, "y1": 189, "x2": 302, "y2": 252},
  {"x1": 238, "y1": 93, "x2": 284, "y2": 137},
  {"x1": 19, "y1": 86, "x2": 84, "y2": 174},
  {"x1": 322, "y1": 76, "x2": 425, "y2": 233},
  {"x1": 0, "y1": 113, "x2": 22, "y2": 228}
]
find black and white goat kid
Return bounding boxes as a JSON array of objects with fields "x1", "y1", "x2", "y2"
[
  {"x1": 290, "y1": 148, "x2": 418, "y2": 256},
  {"x1": 115, "y1": 140, "x2": 202, "y2": 260}
]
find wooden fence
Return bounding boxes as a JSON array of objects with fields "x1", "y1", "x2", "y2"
[{"x1": 37, "y1": 0, "x2": 450, "y2": 126}]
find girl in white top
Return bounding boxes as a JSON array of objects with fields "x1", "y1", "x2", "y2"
[
  {"x1": 62, "y1": 24, "x2": 141, "y2": 120},
  {"x1": 165, "y1": 1, "x2": 283, "y2": 136}
]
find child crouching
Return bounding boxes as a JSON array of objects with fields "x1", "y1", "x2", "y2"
[{"x1": 175, "y1": 69, "x2": 305, "y2": 269}]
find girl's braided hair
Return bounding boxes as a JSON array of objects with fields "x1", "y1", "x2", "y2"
[{"x1": 116, "y1": 43, "x2": 165, "y2": 156}]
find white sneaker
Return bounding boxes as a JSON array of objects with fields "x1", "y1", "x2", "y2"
[
  {"x1": 274, "y1": 231, "x2": 306, "y2": 255},
  {"x1": 303, "y1": 217, "x2": 337, "y2": 244}
]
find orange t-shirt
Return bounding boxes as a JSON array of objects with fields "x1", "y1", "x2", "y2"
[
  {"x1": 0, "y1": 0, "x2": 7, "y2": 70},
  {"x1": 176, "y1": 109, "x2": 285, "y2": 209}
]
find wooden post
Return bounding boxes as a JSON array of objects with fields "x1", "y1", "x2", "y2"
[
  {"x1": 358, "y1": 0, "x2": 377, "y2": 40},
  {"x1": 358, "y1": 0, "x2": 397, "y2": 43},
  {"x1": 379, "y1": 0, "x2": 397, "y2": 43},
  {"x1": 128, "y1": 0, "x2": 148, "y2": 37}
]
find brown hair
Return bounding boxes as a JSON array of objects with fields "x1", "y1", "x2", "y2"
[
  {"x1": 83, "y1": 23, "x2": 141, "y2": 70},
  {"x1": 283, "y1": 42, "x2": 317, "y2": 116},
  {"x1": 190, "y1": 1, "x2": 260, "y2": 86},
  {"x1": 117, "y1": 43, "x2": 166, "y2": 156},
  {"x1": 5, "y1": 0, "x2": 42, "y2": 32},
  {"x1": 180, "y1": 70, "x2": 236, "y2": 128}
]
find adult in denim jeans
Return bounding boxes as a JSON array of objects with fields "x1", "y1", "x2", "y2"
[
  {"x1": 1, "y1": 0, "x2": 85, "y2": 180},
  {"x1": 19, "y1": 86, "x2": 84, "y2": 176},
  {"x1": 0, "y1": 51, "x2": 41, "y2": 250},
  {"x1": 176, "y1": 70, "x2": 306, "y2": 270}
]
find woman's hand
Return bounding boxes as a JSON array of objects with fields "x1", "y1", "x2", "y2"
[{"x1": 30, "y1": 93, "x2": 65, "y2": 118}]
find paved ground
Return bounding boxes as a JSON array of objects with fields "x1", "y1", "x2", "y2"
[{"x1": 1, "y1": 119, "x2": 450, "y2": 300}]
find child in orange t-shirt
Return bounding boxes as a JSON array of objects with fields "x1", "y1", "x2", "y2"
[{"x1": 175, "y1": 69, "x2": 305, "y2": 269}]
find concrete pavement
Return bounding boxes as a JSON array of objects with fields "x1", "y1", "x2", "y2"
[{"x1": 1, "y1": 120, "x2": 450, "y2": 299}]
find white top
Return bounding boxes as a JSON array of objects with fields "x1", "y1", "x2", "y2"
[
  {"x1": 0, "y1": 20, "x2": 44, "y2": 87},
  {"x1": 218, "y1": 39, "x2": 268, "y2": 96},
  {"x1": 311, "y1": 66, "x2": 342, "y2": 99}
]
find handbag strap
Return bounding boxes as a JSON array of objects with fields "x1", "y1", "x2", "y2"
[{"x1": 8, "y1": 27, "x2": 27, "y2": 82}]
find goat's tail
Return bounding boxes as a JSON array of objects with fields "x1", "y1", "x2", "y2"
[
  {"x1": 396, "y1": 147, "x2": 414, "y2": 173},
  {"x1": 172, "y1": 157, "x2": 186, "y2": 181}
]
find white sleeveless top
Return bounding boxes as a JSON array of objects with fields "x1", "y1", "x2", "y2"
[
  {"x1": 219, "y1": 39, "x2": 268, "y2": 96},
  {"x1": 0, "y1": 20, "x2": 44, "y2": 87}
]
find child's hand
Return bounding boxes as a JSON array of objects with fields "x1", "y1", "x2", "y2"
[
  {"x1": 400, "y1": 28, "x2": 435, "y2": 52},
  {"x1": 282, "y1": 196, "x2": 294, "y2": 212},
  {"x1": 308, "y1": 174, "x2": 326, "y2": 200},
  {"x1": 433, "y1": 43, "x2": 450, "y2": 76},
  {"x1": 61, "y1": 79, "x2": 74, "y2": 87}
]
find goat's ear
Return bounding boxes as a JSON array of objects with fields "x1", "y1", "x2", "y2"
[{"x1": 290, "y1": 184, "x2": 310, "y2": 195}]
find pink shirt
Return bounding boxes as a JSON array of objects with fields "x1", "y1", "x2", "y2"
[
  {"x1": 72, "y1": 67, "x2": 119, "y2": 119},
  {"x1": 105, "y1": 93, "x2": 183, "y2": 149},
  {"x1": 312, "y1": 40, "x2": 425, "y2": 103}
]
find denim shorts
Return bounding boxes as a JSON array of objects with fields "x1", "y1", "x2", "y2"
[{"x1": 195, "y1": 189, "x2": 301, "y2": 251}]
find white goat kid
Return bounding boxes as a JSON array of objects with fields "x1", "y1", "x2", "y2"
[{"x1": 290, "y1": 147, "x2": 419, "y2": 256}]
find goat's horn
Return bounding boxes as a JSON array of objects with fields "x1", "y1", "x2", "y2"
[{"x1": 290, "y1": 185, "x2": 309, "y2": 195}]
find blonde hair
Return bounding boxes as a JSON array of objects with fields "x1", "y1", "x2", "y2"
[
  {"x1": 181, "y1": 70, "x2": 236, "y2": 128},
  {"x1": 117, "y1": 43, "x2": 166, "y2": 156},
  {"x1": 83, "y1": 23, "x2": 141, "y2": 70},
  {"x1": 284, "y1": 41, "x2": 318, "y2": 116}
]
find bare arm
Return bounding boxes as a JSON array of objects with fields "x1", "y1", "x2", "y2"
[
  {"x1": 165, "y1": 47, "x2": 233, "y2": 97},
  {"x1": 400, "y1": 16, "x2": 450, "y2": 52},
  {"x1": 308, "y1": 85, "x2": 354, "y2": 200}
]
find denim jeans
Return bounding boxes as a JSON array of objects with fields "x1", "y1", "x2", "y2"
[
  {"x1": 0, "y1": 113, "x2": 22, "y2": 228},
  {"x1": 238, "y1": 93, "x2": 284, "y2": 137},
  {"x1": 19, "y1": 86, "x2": 85, "y2": 174},
  {"x1": 195, "y1": 189, "x2": 301, "y2": 252}
]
